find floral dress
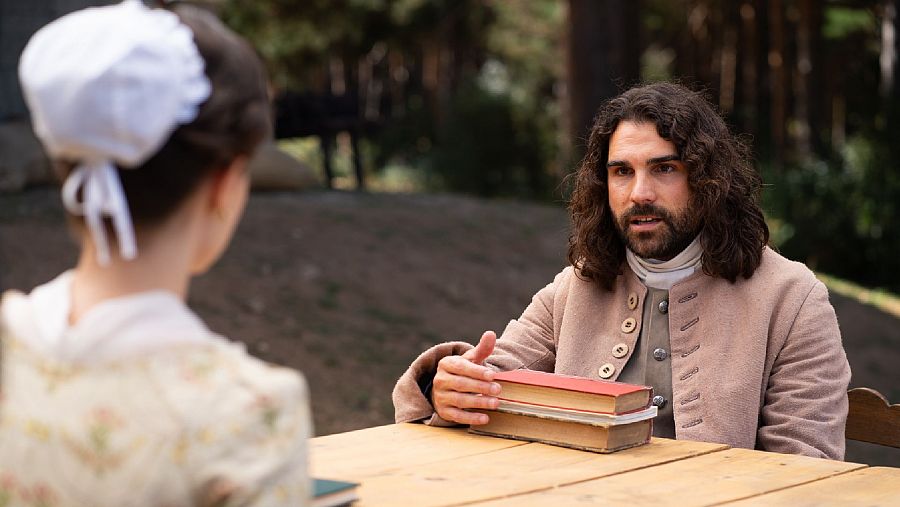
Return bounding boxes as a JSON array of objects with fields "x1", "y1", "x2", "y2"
[{"x1": 0, "y1": 272, "x2": 311, "y2": 506}]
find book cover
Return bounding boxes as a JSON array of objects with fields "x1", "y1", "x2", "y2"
[
  {"x1": 494, "y1": 369, "x2": 652, "y2": 414},
  {"x1": 469, "y1": 409, "x2": 653, "y2": 453},
  {"x1": 313, "y1": 478, "x2": 359, "y2": 507}
]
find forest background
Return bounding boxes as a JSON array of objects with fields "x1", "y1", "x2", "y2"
[
  {"x1": 1, "y1": 0, "x2": 898, "y2": 468},
  {"x1": 225, "y1": 0, "x2": 900, "y2": 291}
]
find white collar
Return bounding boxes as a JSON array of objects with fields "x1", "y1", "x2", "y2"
[
  {"x1": 626, "y1": 236, "x2": 702, "y2": 290},
  {"x1": 1, "y1": 271, "x2": 217, "y2": 365}
]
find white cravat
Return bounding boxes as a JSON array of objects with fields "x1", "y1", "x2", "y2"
[{"x1": 626, "y1": 237, "x2": 703, "y2": 289}]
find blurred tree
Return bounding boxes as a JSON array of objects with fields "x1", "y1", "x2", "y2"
[
  {"x1": 222, "y1": 0, "x2": 563, "y2": 197},
  {"x1": 566, "y1": 0, "x2": 641, "y2": 159},
  {"x1": 218, "y1": 0, "x2": 900, "y2": 288}
]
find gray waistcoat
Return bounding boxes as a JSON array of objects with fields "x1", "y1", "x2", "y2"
[{"x1": 617, "y1": 287, "x2": 675, "y2": 438}]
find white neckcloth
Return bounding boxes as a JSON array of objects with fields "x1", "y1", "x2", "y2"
[{"x1": 626, "y1": 236, "x2": 703, "y2": 290}]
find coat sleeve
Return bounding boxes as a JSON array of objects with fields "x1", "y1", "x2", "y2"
[
  {"x1": 392, "y1": 341, "x2": 476, "y2": 425},
  {"x1": 391, "y1": 268, "x2": 569, "y2": 425},
  {"x1": 487, "y1": 269, "x2": 567, "y2": 372},
  {"x1": 756, "y1": 281, "x2": 851, "y2": 459}
]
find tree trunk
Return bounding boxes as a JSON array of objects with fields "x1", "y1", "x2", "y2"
[
  {"x1": 881, "y1": 0, "x2": 898, "y2": 100},
  {"x1": 566, "y1": 0, "x2": 640, "y2": 158},
  {"x1": 768, "y1": 0, "x2": 788, "y2": 167},
  {"x1": 792, "y1": 0, "x2": 815, "y2": 160},
  {"x1": 738, "y1": 1, "x2": 760, "y2": 135},
  {"x1": 882, "y1": 0, "x2": 900, "y2": 139},
  {"x1": 720, "y1": 5, "x2": 739, "y2": 113}
]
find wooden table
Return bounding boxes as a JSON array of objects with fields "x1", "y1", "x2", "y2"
[{"x1": 311, "y1": 423, "x2": 900, "y2": 506}]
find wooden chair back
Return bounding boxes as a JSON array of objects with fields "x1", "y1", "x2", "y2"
[{"x1": 845, "y1": 387, "x2": 900, "y2": 448}]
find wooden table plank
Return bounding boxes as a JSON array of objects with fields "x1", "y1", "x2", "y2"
[
  {"x1": 721, "y1": 466, "x2": 900, "y2": 506},
  {"x1": 473, "y1": 448, "x2": 866, "y2": 507},
  {"x1": 346, "y1": 435, "x2": 727, "y2": 506},
  {"x1": 311, "y1": 423, "x2": 527, "y2": 480}
]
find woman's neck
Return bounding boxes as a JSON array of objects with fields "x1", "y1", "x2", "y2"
[{"x1": 69, "y1": 220, "x2": 197, "y2": 324}]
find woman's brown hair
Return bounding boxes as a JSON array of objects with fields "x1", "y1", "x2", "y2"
[
  {"x1": 567, "y1": 82, "x2": 769, "y2": 290},
  {"x1": 60, "y1": 3, "x2": 271, "y2": 228}
]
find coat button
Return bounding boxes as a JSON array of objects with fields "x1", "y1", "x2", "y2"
[
  {"x1": 652, "y1": 395, "x2": 668, "y2": 408},
  {"x1": 658, "y1": 299, "x2": 669, "y2": 314},
  {"x1": 598, "y1": 363, "x2": 616, "y2": 379},
  {"x1": 621, "y1": 317, "x2": 637, "y2": 333},
  {"x1": 653, "y1": 348, "x2": 668, "y2": 361},
  {"x1": 612, "y1": 343, "x2": 629, "y2": 358},
  {"x1": 627, "y1": 293, "x2": 639, "y2": 310}
]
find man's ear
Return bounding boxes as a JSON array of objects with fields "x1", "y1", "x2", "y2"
[{"x1": 207, "y1": 156, "x2": 249, "y2": 212}]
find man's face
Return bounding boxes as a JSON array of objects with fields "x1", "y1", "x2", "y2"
[{"x1": 606, "y1": 121, "x2": 698, "y2": 261}]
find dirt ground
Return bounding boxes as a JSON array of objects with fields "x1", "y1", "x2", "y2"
[{"x1": 0, "y1": 187, "x2": 897, "y2": 467}]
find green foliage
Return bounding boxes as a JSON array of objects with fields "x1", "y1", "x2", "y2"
[
  {"x1": 763, "y1": 135, "x2": 900, "y2": 292},
  {"x1": 823, "y1": 7, "x2": 876, "y2": 40},
  {"x1": 221, "y1": 0, "x2": 490, "y2": 89},
  {"x1": 222, "y1": 0, "x2": 562, "y2": 199},
  {"x1": 367, "y1": 81, "x2": 553, "y2": 198},
  {"x1": 221, "y1": 0, "x2": 900, "y2": 292},
  {"x1": 428, "y1": 81, "x2": 550, "y2": 198}
]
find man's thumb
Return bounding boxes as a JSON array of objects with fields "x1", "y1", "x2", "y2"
[{"x1": 464, "y1": 331, "x2": 496, "y2": 365}]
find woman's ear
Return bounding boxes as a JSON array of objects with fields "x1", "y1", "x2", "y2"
[
  {"x1": 208, "y1": 155, "x2": 250, "y2": 215},
  {"x1": 190, "y1": 156, "x2": 251, "y2": 274}
]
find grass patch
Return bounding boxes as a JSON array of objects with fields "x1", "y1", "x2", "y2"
[
  {"x1": 317, "y1": 280, "x2": 343, "y2": 310},
  {"x1": 818, "y1": 272, "x2": 900, "y2": 319},
  {"x1": 362, "y1": 306, "x2": 417, "y2": 326},
  {"x1": 277, "y1": 137, "x2": 428, "y2": 193}
]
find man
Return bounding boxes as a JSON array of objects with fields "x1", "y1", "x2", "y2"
[{"x1": 393, "y1": 82, "x2": 850, "y2": 460}]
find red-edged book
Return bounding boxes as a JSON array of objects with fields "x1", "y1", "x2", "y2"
[
  {"x1": 468, "y1": 370, "x2": 656, "y2": 453},
  {"x1": 493, "y1": 369, "x2": 652, "y2": 414}
]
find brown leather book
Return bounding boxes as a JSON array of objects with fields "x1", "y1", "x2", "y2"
[{"x1": 469, "y1": 407, "x2": 654, "y2": 453}]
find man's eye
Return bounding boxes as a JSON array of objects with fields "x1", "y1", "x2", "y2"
[
  {"x1": 610, "y1": 167, "x2": 631, "y2": 177},
  {"x1": 657, "y1": 164, "x2": 675, "y2": 174}
]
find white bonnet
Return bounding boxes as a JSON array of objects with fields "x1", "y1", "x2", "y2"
[{"x1": 18, "y1": 0, "x2": 212, "y2": 265}]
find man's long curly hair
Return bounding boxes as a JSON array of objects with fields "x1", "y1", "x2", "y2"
[{"x1": 567, "y1": 82, "x2": 769, "y2": 290}]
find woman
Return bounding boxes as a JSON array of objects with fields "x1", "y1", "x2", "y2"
[{"x1": 0, "y1": 1, "x2": 310, "y2": 505}]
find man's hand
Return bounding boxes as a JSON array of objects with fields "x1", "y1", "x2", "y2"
[{"x1": 432, "y1": 331, "x2": 501, "y2": 425}]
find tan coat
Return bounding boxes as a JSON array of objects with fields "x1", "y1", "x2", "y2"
[{"x1": 393, "y1": 247, "x2": 851, "y2": 460}]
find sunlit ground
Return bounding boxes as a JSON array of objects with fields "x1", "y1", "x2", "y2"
[{"x1": 278, "y1": 136, "x2": 429, "y2": 193}]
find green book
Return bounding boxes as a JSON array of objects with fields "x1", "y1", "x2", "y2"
[{"x1": 313, "y1": 478, "x2": 359, "y2": 507}]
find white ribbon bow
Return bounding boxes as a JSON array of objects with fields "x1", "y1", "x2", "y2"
[{"x1": 61, "y1": 161, "x2": 137, "y2": 266}]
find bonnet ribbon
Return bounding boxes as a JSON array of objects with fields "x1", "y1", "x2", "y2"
[{"x1": 61, "y1": 160, "x2": 137, "y2": 266}]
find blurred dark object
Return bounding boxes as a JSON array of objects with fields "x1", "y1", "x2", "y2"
[{"x1": 274, "y1": 91, "x2": 366, "y2": 190}]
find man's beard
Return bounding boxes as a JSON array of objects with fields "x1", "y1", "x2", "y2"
[{"x1": 614, "y1": 203, "x2": 700, "y2": 260}]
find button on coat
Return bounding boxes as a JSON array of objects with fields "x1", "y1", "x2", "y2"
[
  {"x1": 598, "y1": 363, "x2": 616, "y2": 379},
  {"x1": 653, "y1": 347, "x2": 669, "y2": 361},
  {"x1": 628, "y1": 293, "x2": 639, "y2": 310},
  {"x1": 652, "y1": 395, "x2": 668, "y2": 409}
]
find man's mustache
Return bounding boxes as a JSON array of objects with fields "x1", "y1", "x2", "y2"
[{"x1": 619, "y1": 204, "x2": 674, "y2": 227}]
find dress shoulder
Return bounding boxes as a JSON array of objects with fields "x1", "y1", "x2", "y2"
[{"x1": 147, "y1": 339, "x2": 312, "y2": 505}]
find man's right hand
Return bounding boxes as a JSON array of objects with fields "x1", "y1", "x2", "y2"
[{"x1": 432, "y1": 330, "x2": 501, "y2": 425}]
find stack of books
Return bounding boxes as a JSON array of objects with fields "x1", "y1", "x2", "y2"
[{"x1": 468, "y1": 369, "x2": 657, "y2": 453}]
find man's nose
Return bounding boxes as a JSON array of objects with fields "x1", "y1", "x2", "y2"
[{"x1": 629, "y1": 171, "x2": 656, "y2": 203}]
